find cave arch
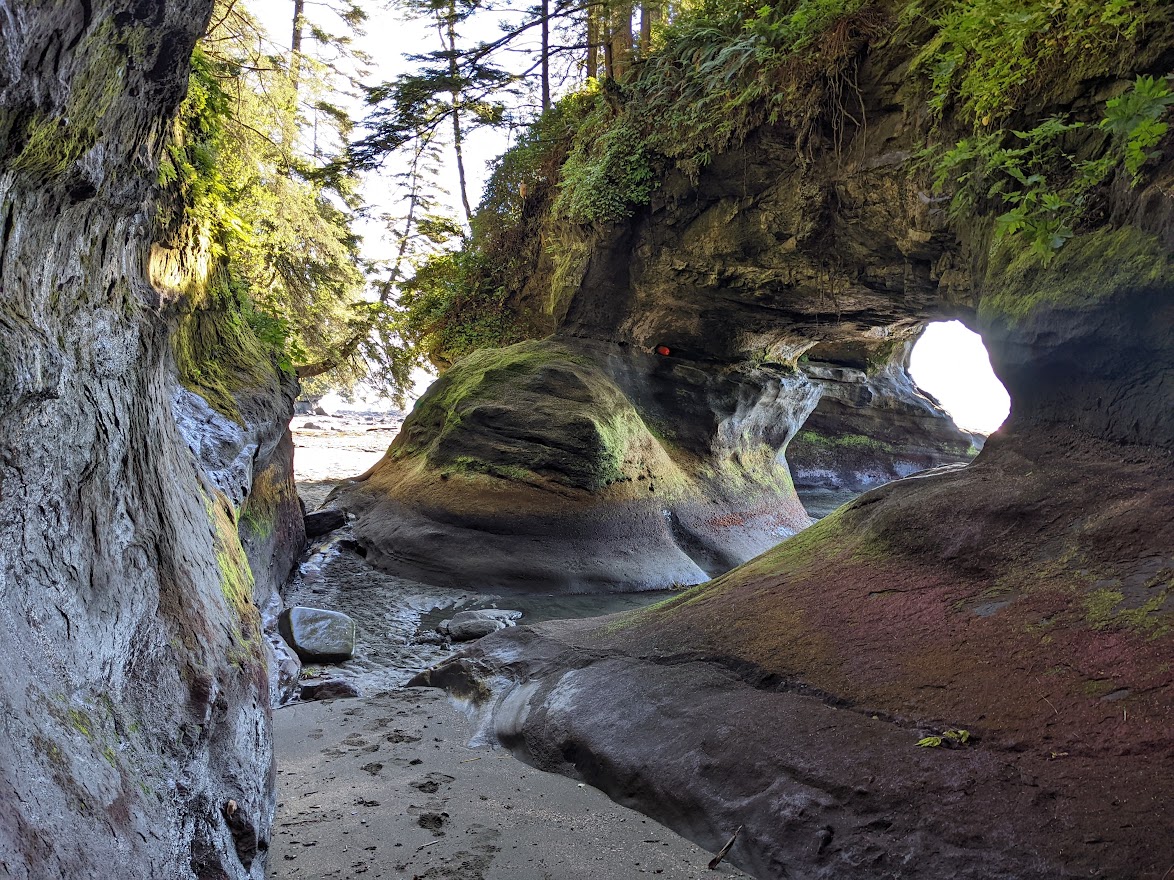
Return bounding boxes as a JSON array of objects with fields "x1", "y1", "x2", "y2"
[
  {"x1": 786, "y1": 324, "x2": 987, "y2": 520},
  {"x1": 908, "y1": 320, "x2": 1009, "y2": 436}
]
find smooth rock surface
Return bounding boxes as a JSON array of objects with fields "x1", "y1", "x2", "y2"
[
  {"x1": 278, "y1": 606, "x2": 357, "y2": 662},
  {"x1": 440, "y1": 609, "x2": 523, "y2": 641}
]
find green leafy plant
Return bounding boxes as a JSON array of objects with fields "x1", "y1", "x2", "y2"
[
  {"x1": 917, "y1": 728, "x2": 971, "y2": 748},
  {"x1": 927, "y1": 115, "x2": 1105, "y2": 263},
  {"x1": 914, "y1": 0, "x2": 1149, "y2": 126},
  {"x1": 928, "y1": 78, "x2": 1174, "y2": 266},
  {"x1": 1101, "y1": 75, "x2": 1174, "y2": 181}
]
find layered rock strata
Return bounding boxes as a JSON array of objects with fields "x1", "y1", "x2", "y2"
[{"x1": 787, "y1": 344, "x2": 980, "y2": 504}]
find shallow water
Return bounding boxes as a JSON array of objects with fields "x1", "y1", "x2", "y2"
[
  {"x1": 282, "y1": 533, "x2": 678, "y2": 693},
  {"x1": 796, "y1": 486, "x2": 861, "y2": 520}
]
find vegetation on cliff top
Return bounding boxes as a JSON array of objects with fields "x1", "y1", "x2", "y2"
[{"x1": 397, "y1": 0, "x2": 1170, "y2": 364}]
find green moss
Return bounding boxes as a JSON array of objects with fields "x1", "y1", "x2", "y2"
[
  {"x1": 238, "y1": 468, "x2": 290, "y2": 540},
  {"x1": 404, "y1": 340, "x2": 579, "y2": 451},
  {"x1": 173, "y1": 275, "x2": 276, "y2": 423},
  {"x1": 979, "y1": 226, "x2": 1172, "y2": 322},
  {"x1": 792, "y1": 430, "x2": 898, "y2": 453},
  {"x1": 67, "y1": 708, "x2": 93, "y2": 740},
  {"x1": 1082, "y1": 678, "x2": 1117, "y2": 697},
  {"x1": 10, "y1": 20, "x2": 149, "y2": 178},
  {"x1": 443, "y1": 456, "x2": 536, "y2": 483},
  {"x1": 593, "y1": 407, "x2": 653, "y2": 485},
  {"x1": 391, "y1": 339, "x2": 689, "y2": 494},
  {"x1": 1084, "y1": 584, "x2": 1172, "y2": 637},
  {"x1": 206, "y1": 496, "x2": 263, "y2": 657}
]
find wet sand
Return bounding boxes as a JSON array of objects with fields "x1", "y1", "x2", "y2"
[{"x1": 271, "y1": 689, "x2": 750, "y2": 879}]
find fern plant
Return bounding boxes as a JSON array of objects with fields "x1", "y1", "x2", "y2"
[{"x1": 1101, "y1": 75, "x2": 1174, "y2": 181}]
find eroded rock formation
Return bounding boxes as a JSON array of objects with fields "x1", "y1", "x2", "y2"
[
  {"x1": 0, "y1": 3, "x2": 301, "y2": 877},
  {"x1": 787, "y1": 344, "x2": 980, "y2": 513},
  {"x1": 343, "y1": 337, "x2": 816, "y2": 590},
  {"x1": 390, "y1": 11, "x2": 1173, "y2": 880},
  {"x1": 338, "y1": 18, "x2": 994, "y2": 588}
]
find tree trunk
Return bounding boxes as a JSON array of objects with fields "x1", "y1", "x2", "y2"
[
  {"x1": 610, "y1": 0, "x2": 632, "y2": 79},
  {"x1": 440, "y1": 5, "x2": 473, "y2": 226},
  {"x1": 602, "y1": 0, "x2": 615, "y2": 78},
  {"x1": 639, "y1": 0, "x2": 658, "y2": 55},
  {"x1": 541, "y1": 0, "x2": 551, "y2": 110},
  {"x1": 586, "y1": 0, "x2": 599, "y2": 80},
  {"x1": 297, "y1": 141, "x2": 427, "y2": 378},
  {"x1": 291, "y1": 0, "x2": 305, "y2": 92},
  {"x1": 0, "y1": 2, "x2": 289, "y2": 878}
]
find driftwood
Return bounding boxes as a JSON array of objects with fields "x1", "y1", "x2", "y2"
[{"x1": 707, "y1": 825, "x2": 742, "y2": 871}]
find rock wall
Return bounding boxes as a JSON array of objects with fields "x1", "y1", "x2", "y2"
[{"x1": 0, "y1": 3, "x2": 301, "y2": 877}]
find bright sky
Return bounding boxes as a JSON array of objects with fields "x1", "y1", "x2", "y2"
[
  {"x1": 251, "y1": 0, "x2": 518, "y2": 252},
  {"x1": 909, "y1": 321, "x2": 1010, "y2": 435}
]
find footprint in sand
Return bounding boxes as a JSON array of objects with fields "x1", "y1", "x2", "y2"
[
  {"x1": 416, "y1": 811, "x2": 449, "y2": 835},
  {"x1": 386, "y1": 730, "x2": 422, "y2": 744},
  {"x1": 410, "y1": 773, "x2": 454, "y2": 794}
]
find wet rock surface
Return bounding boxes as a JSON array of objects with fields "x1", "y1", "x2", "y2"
[
  {"x1": 340, "y1": 339, "x2": 815, "y2": 592},
  {"x1": 441, "y1": 610, "x2": 522, "y2": 641},
  {"x1": 325, "y1": 21, "x2": 1174, "y2": 880},
  {"x1": 303, "y1": 508, "x2": 347, "y2": 538},
  {"x1": 298, "y1": 678, "x2": 361, "y2": 702},
  {"x1": 280, "y1": 534, "x2": 473, "y2": 693}
]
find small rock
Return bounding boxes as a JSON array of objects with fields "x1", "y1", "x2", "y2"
[
  {"x1": 446, "y1": 618, "x2": 507, "y2": 641},
  {"x1": 299, "y1": 679, "x2": 360, "y2": 702},
  {"x1": 278, "y1": 606, "x2": 356, "y2": 662},
  {"x1": 301, "y1": 421, "x2": 322, "y2": 430},
  {"x1": 438, "y1": 609, "x2": 522, "y2": 642},
  {"x1": 304, "y1": 509, "x2": 347, "y2": 538}
]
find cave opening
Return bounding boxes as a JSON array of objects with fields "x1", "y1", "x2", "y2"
[
  {"x1": 787, "y1": 321, "x2": 1010, "y2": 520},
  {"x1": 908, "y1": 320, "x2": 1010, "y2": 437}
]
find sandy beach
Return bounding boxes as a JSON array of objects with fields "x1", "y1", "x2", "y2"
[{"x1": 271, "y1": 689, "x2": 750, "y2": 879}]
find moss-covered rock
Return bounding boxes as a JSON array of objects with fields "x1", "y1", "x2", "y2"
[
  {"x1": 391, "y1": 339, "x2": 686, "y2": 494},
  {"x1": 339, "y1": 338, "x2": 814, "y2": 591}
]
